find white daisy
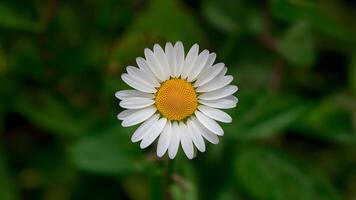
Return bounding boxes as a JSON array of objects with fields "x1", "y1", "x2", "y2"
[{"x1": 115, "y1": 42, "x2": 238, "y2": 159}]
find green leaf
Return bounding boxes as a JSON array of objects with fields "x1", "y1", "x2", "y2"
[
  {"x1": 14, "y1": 93, "x2": 94, "y2": 137},
  {"x1": 109, "y1": 0, "x2": 205, "y2": 67},
  {"x1": 0, "y1": 148, "x2": 17, "y2": 200},
  {"x1": 227, "y1": 92, "x2": 310, "y2": 139},
  {"x1": 270, "y1": 0, "x2": 355, "y2": 41},
  {"x1": 234, "y1": 147, "x2": 340, "y2": 200},
  {"x1": 277, "y1": 22, "x2": 316, "y2": 67},
  {"x1": 128, "y1": 0, "x2": 204, "y2": 43},
  {"x1": 202, "y1": 0, "x2": 241, "y2": 34},
  {"x1": 202, "y1": 0, "x2": 263, "y2": 35},
  {"x1": 7, "y1": 39, "x2": 45, "y2": 78},
  {"x1": 0, "y1": 3, "x2": 42, "y2": 32},
  {"x1": 70, "y1": 125, "x2": 140, "y2": 175},
  {"x1": 170, "y1": 162, "x2": 198, "y2": 200},
  {"x1": 293, "y1": 94, "x2": 356, "y2": 143}
]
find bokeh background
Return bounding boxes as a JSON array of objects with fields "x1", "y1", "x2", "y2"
[{"x1": 0, "y1": 0, "x2": 356, "y2": 199}]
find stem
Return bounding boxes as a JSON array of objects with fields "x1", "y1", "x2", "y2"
[
  {"x1": 163, "y1": 158, "x2": 173, "y2": 200},
  {"x1": 43, "y1": 0, "x2": 59, "y2": 26},
  {"x1": 259, "y1": 0, "x2": 285, "y2": 93},
  {"x1": 269, "y1": 58, "x2": 285, "y2": 92}
]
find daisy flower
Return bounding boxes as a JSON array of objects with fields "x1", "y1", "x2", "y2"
[{"x1": 115, "y1": 42, "x2": 238, "y2": 159}]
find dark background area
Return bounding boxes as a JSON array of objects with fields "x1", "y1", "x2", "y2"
[{"x1": 0, "y1": 0, "x2": 355, "y2": 199}]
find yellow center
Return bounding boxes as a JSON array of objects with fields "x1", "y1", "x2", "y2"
[{"x1": 155, "y1": 78, "x2": 198, "y2": 121}]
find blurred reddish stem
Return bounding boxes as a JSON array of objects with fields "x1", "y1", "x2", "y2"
[
  {"x1": 259, "y1": 0, "x2": 285, "y2": 92},
  {"x1": 172, "y1": 174, "x2": 188, "y2": 192},
  {"x1": 43, "y1": 0, "x2": 59, "y2": 26}
]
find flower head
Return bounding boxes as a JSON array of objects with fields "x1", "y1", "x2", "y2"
[{"x1": 116, "y1": 42, "x2": 238, "y2": 159}]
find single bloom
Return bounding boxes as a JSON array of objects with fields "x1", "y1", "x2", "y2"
[{"x1": 115, "y1": 42, "x2": 238, "y2": 159}]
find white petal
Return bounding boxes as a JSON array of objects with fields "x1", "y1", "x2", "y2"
[
  {"x1": 205, "y1": 53, "x2": 216, "y2": 69},
  {"x1": 131, "y1": 114, "x2": 160, "y2": 142},
  {"x1": 126, "y1": 66, "x2": 160, "y2": 88},
  {"x1": 157, "y1": 121, "x2": 172, "y2": 157},
  {"x1": 179, "y1": 122, "x2": 194, "y2": 159},
  {"x1": 194, "y1": 63, "x2": 225, "y2": 87},
  {"x1": 192, "y1": 52, "x2": 216, "y2": 83},
  {"x1": 200, "y1": 128, "x2": 219, "y2": 144},
  {"x1": 140, "y1": 118, "x2": 167, "y2": 149},
  {"x1": 115, "y1": 90, "x2": 154, "y2": 100},
  {"x1": 229, "y1": 95, "x2": 239, "y2": 102},
  {"x1": 117, "y1": 109, "x2": 136, "y2": 120},
  {"x1": 168, "y1": 122, "x2": 180, "y2": 159},
  {"x1": 154, "y1": 44, "x2": 170, "y2": 79},
  {"x1": 144, "y1": 48, "x2": 166, "y2": 81},
  {"x1": 175, "y1": 41, "x2": 185, "y2": 77},
  {"x1": 196, "y1": 75, "x2": 233, "y2": 93},
  {"x1": 191, "y1": 116, "x2": 219, "y2": 144},
  {"x1": 218, "y1": 66, "x2": 228, "y2": 77},
  {"x1": 119, "y1": 98, "x2": 155, "y2": 109},
  {"x1": 187, "y1": 50, "x2": 209, "y2": 82},
  {"x1": 165, "y1": 42, "x2": 177, "y2": 77},
  {"x1": 198, "y1": 85, "x2": 238, "y2": 100},
  {"x1": 195, "y1": 110, "x2": 224, "y2": 136},
  {"x1": 122, "y1": 106, "x2": 156, "y2": 127},
  {"x1": 199, "y1": 96, "x2": 238, "y2": 109},
  {"x1": 136, "y1": 57, "x2": 157, "y2": 78},
  {"x1": 198, "y1": 105, "x2": 232, "y2": 123},
  {"x1": 121, "y1": 73, "x2": 156, "y2": 93},
  {"x1": 181, "y1": 44, "x2": 199, "y2": 79},
  {"x1": 187, "y1": 119, "x2": 205, "y2": 152}
]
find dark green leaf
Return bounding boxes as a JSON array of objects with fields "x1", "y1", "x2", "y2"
[
  {"x1": 277, "y1": 22, "x2": 316, "y2": 67},
  {"x1": 128, "y1": 0, "x2": 204, "y2": 43},
  {"x1": 110, "y1": 0, "x2": 205, "y2": 67},
  {"x1": 170, "y1": 162, "x2": 198, "y2": 200},
  {"x1": 227, "y1": 92, "x2": 310, "y2": 139},
  {"x1": 270, "y1": 0, "x2": 355, "y2": 41},
  {"x1": 202, "y1": 0, "x2": 240, "y2": 34},
  {"x1": 202, "y1": 0, "x2": 263, "y2": 35},
  {"x1": 14, "y1": 93, "x2": 95, "y2": 136},
  {"x1": 293, "y1": 94, "x2": 356, "y2": 143},
  {"x1": 0, "y1": 3, "x2": 42, "y2": 32},
  {"x1": 0, "y1": 148, "x2": 17, "y2": 200},
  {"x1": 235, "y1": 147, "x2": 340, "y2": 200},
  {"x1": 70, "y1": 125, "x2": 140, "y2": 175}
]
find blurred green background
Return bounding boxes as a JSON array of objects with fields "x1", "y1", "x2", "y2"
[{"x1": 0, "y1": 0, "x2": 356, "y2": 199}]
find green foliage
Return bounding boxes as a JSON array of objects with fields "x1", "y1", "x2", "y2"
[
  {"x1": 0, "y1": 149, "x2": 17, "y2": 200},
  {"x1": 270, "y1": 0, "x2": 355, "y2": 41},
  {"x1": 0, "y1": 3, "x2": 42, "y2": 32},
  {"x1": 70, "y1": 126, "x2": 140, "y2": 175},
  {"x1": 170, "y1": 162, "x2": 198, "y2": 200},
  {"x1": 277, "y1": 22, "x2": 316, "y2": 67},
  {"x1": 202, "y1": 0, "x2": 263, "y2": 35},
  {"x1": 227, "y1": 92, "x2": 310, "y2": 139},
  {"x1": 110, "y1": 0, "x2": 204, "y2": 67},
  {"x1": 128, "y1": 0, "x2": 204, "y2": 43},
  {"x1": 235, "y1": 147, "x2": 340, "y2": 200},
  {"x1": 0, "y1": 0, "x2": 355, "y2": 199},
  {"x1": 14, "y1": 93, "x2": 95, "y2": 137},
  {"x1": 202, "y1": 0, "x2": 242, "y2": 34},
  {"x1": 293, "y1": 94, "x2": 356, "y2": 143}
]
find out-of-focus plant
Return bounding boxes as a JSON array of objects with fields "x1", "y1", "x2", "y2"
[{"x1": 0, "y1": 0, "x2": 355, "y2": 199}]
